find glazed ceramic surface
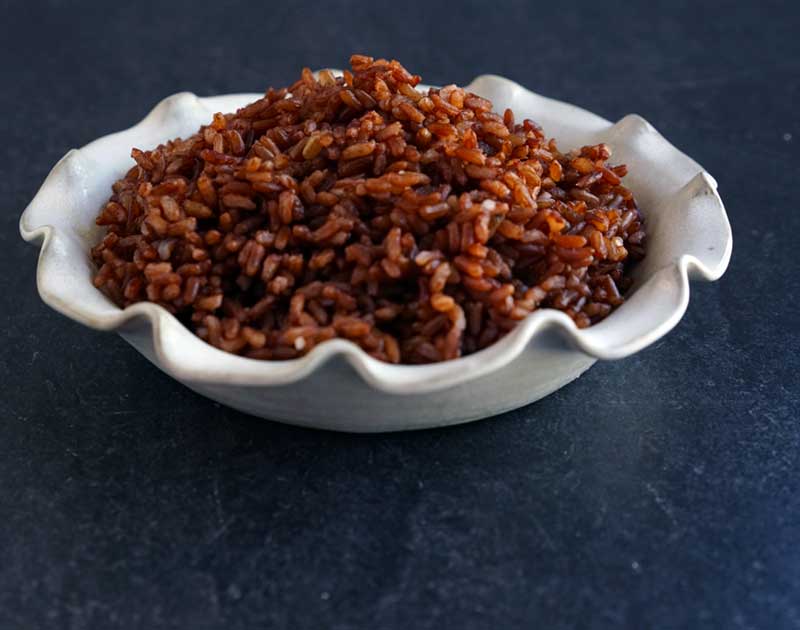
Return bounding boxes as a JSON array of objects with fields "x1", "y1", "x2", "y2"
[{"x1": 20, "y1": 74, "x2": 732, "y2": 432}]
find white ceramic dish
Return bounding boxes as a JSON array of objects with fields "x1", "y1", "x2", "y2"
[{"x1": 20, "y1": 74, "x2": 732, "y2": 432}]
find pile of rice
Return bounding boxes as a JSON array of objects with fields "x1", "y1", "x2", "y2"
[{"x1": 92, "y1": 55, "x2": 645, "y2": 364}]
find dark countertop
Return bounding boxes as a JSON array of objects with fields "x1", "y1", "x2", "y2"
[{"x1": 2, "y1": 1, "x2": 798, "y2": 628}]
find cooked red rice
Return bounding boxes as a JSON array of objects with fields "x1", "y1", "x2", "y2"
[{"x1": 92, "y1": 55, "x2": 646, "y2": 364}]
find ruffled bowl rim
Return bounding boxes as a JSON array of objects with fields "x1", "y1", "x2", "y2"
[{"x1": 20, "y1": 73, "x2": 732, "y2": 395}]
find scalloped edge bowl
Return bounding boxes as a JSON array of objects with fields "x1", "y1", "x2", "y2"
[{"x1": 20, "y1": 73, "x2": 731, "y2": 432}]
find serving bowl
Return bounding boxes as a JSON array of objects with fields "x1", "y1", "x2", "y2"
[{"x1": 20, "y1": 74, "x2": 732, "y2": 432}]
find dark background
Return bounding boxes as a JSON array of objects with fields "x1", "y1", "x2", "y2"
[{"x1": 2, "y1": 1, "x2": 799, "y2": 628}]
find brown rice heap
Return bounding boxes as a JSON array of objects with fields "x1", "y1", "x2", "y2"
[{"x1": 92, "y1": 55, "x2": 645, "y2": 364}]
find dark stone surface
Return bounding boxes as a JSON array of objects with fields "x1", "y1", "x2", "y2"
[{"x1": 1, "y1": 0, "x2": 798, "y2": 628}]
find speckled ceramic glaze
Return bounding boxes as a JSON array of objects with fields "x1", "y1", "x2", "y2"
[{"x1": 20, "y1": 74, "x2": 732, "y2": 432}]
